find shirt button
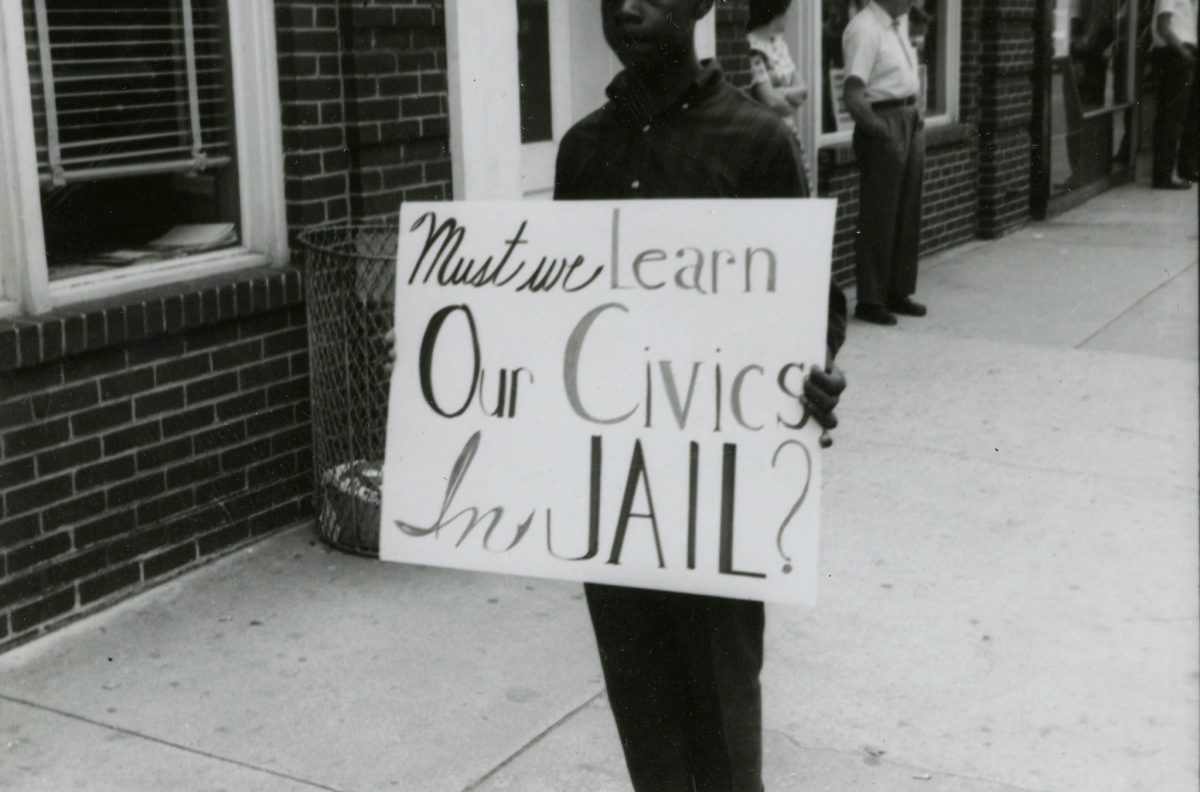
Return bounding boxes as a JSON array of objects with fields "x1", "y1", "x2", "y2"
[
  {"x1": 631, "y1": 180, "x2": 641, "y2": 190},
  {"x1": 681, "y1": 103, "x2": 690, "y2": 110},
  {"x1": 641, "y1": 124, "x2": 651, "y2": 133}
]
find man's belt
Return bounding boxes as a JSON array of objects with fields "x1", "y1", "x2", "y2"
[{"x1": 871, "y1": 96, "x2": 917, "y2": 110}]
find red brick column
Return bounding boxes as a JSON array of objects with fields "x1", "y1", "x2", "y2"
[
  {"x1": 977, "y1": 0, "x2": 1038, "y2": 237},
  {"x1": 275, "y1": 0, "x2": 353, "y2": 230}
]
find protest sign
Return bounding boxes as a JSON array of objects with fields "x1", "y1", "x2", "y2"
[{"x1": 380, "y1": 199, "x2": 836, "y2": 603}]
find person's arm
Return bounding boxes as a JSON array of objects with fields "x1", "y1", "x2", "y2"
[
  {"x1": 748, "y1": 53, "x2": 796, "y2": 118},
  {"x1": 843, "y1": 76, "x2": 888, "y2": 136},
  {"x1": 553, "y1": 126, "x2": 585, "y2": 200},
  {"x1": 841, "y1": 23, "x2": 888, "y2": 136},
  {"x1": 750, "y1": 76, "x2": 798, "y2": 118},
  {"x1": 1156, "y1": 11, "x2": 1196, "y2": 59},
  {"x1": 804, "y1": 282, "x2": 848, "y2": 434},
  {"x1": 782, "y1": 82, "x2": 809, "y2": 108},
  {"x1": 744, "y1": 129, "x2": 848, "y2": 434}
]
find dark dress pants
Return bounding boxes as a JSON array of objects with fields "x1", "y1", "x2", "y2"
[
  {"x1": 852, "y1": 105, "x2": 925, "y2": 308},
  {"x1": 585, "y1": 583, "x2": 765, "y2": 792},
  {"x1": 1178, "y1": 53, "x2": 1199, "y2": 179},
  {"x1": 1151, "y1": 47, "x2": 1196, "y2": 184}
]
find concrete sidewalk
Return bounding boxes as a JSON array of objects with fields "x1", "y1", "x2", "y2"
[{"x1": 1, "y1": 183, "x2": 1196, "y2": 792}]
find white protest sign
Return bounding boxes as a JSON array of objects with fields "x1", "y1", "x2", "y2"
[{"x1": 381, "y1": 200, "x2": 836, "y2": 603}]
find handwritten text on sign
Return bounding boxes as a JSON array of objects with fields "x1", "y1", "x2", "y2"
[{"x1": 380, "y1": 200, "x2": 836, "y2": 603}]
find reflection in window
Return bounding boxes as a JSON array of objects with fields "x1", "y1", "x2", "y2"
[
  {"x1": 1065, "y1": 0, "x2": 1128, "y2": 111},
  {"x1": 516, "y1": 0, "x2": 553, "y2": 144},
  {"x1": 24, "y1": 0, "x2": 240, "y2": 280},
  {"x1": 821, "y1": 0, "x2": 947, "y2": 134},
  {"x1": 1048, "y1": 0, "x2": 1134, "y2": 194}
]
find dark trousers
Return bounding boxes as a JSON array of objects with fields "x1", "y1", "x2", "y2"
[
  {"x1": 585, "y1": 583, "x2": 765, "y2": 792},
  {"x1": 852, "y1": 105, "x2": 925, "y2": 308},
  {"x1": 1151, "y1": 47, "x2": 1196, "y2": 184}
]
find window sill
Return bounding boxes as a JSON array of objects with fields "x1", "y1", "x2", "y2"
[
  {"x1": 818, "y1": 119, "x2": 975, "y2": 168},
  {"x1": 0, "y1": 265, "x2": 302, "y2": 373},
  {"x1": 48, "y1": 248, "x2": 275, "y2": 311}
]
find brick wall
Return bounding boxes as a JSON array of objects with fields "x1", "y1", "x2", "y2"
[
  {"x1": 0, "y1": 270, "x2": 312, "y2": 650},
  {"x1": 341, "y1": 0, "x2": 452, "y2": 219},
  {"x1": 276, "y1": 0, "x2": 451, "y2": 226},
  {"x1": 977, "y1": 0, "x2": 1038, "y2": 237},
  {"x1": 276, "y1": 0, "x2": 352, "y2": 231},
  {"x1": 716, "y1": 2, "x2": 753, "y2": 88}
]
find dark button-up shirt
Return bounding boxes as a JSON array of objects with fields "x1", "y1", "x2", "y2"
[{"x1": 554, "y1": 63, "x2": 846, "y2": 357}]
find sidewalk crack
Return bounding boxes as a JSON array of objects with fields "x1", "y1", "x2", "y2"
[
  {"x1": 1075, "y1": 260, "x2": 1199, "y2": 350},
  {"x1": 0, "y1": 693, "x2": 347, "y2": 792},
  {"x1": 459, "y1": 688, "x2": 605, "y2": 792}
]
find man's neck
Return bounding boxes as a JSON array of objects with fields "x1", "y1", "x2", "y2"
[
  {"x1": 873, "y1": 0, "x2": 909, "y2": 20},
  {"x1": 624, "y1": 52, "x2": 705, "y2": 107}
]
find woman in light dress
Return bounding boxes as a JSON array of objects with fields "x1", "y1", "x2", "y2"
[{"x1": 746, "y1": 0, "x2": 813, "y2": 192}]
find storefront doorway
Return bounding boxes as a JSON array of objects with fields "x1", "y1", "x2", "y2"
[
  {"x1": 515, "y1": 1, "x2": 620, "y2": 198},
  {"x1": 1033, "y1": 0, "x2": 1142, "y2": 217},
  {"x1": 447, "y1": 1, "x2": 715, "y2": 201}
]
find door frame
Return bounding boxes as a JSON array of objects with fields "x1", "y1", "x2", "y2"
[{"x1": 447, "y1": 1, "x2": 716, "y2": 200}]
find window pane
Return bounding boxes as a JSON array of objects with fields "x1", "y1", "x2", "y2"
[
  {"x1": 821, "y1": 0, "x2": 949, "y2": 134},
  {"x1": 912, "y1": 0, "x2": 942, "y2": 115},
  {"x1": 24, "y1": 0, "x2": 240, "y2": 280},
  {"x1": 1069, "y1": 0, "x2": 1121, "y2": 111},
  {"x1": 516, "y1": 0, "x2": 553, "y2": 144}
]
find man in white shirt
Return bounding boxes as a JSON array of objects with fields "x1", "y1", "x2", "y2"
[
  {"x1": 1150, "y1": 0, "x2": 1197, "y2": 187},
  {"x1": 842, "y1": 0, "x2": 927, "y2": 325}
]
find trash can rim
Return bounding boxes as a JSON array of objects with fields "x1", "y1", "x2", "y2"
[{"x1": 296, "y1": 222, "x2": 399, "y2": 262}]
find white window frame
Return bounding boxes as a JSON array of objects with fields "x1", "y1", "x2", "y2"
[
  {"x1": 0, "y1": 0, "x2": 287, "y2": 318},
  {"x1": 815, "y1": 0, "x2": 962, "y2": 149}
]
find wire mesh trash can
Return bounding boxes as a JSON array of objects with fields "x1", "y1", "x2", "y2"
[{"x1": 299, "y1": 225, "x2": 397, "y2": 556}]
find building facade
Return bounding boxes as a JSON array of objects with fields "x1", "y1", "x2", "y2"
[{"x1": 2, "y1": 0, "x2": 1141, "y2": 652}]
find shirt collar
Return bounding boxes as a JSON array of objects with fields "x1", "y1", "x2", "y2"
[
  {"x1": 868, "y1": 1, "x2": 904, "y2": 27},
  {"x1": 605, "y1": 60, "x2": 723, "y2": 124}
]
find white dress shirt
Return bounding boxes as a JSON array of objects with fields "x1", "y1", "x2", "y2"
[
  {"x1": 1152, "y1": 0, "x2": 1198, "y2": 48},
  {"x1": 842, "y1": 1, "x2": 922, "y2": 102}
]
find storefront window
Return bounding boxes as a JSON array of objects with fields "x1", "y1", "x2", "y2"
[
  {"x1": 24, "y1": 0, "x2": 241, "y2": 280},
  {"x1": 1047, "y1": 0, "x2": 1136, "y2": 195},
  {"x1": 821, "y1": 0, "x2": 954, "y2": 135}
]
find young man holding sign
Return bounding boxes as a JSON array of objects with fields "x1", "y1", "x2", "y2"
[{"x1": 555, "y1": 2, "x2": 847, "y2": 789}]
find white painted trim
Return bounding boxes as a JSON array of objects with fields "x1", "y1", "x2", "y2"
[
  {"x1": 446, "y1": 0, "x2": 522, "y2": 199},
  {"x1": 47, "y1": 250, "x2": 269, "y2": 309},
  {"x1": 695, "y1": 6, "x2": 717, "y2": 60},
  {"x1": 941, "y1": 0, "x2": 962, "y2": 124},
  {"x1": 520, "y1": 1, "x2": 575, "y2": 197},
  {"x1": 5, "y1": 0, "x2": 287, "y2": 316},
  {"x1": 787, "y1": 1, "x2": 822, "y2": 184},
  {"x1": 0, "y1": 0, "x2": 51, "y2": 313},
  {"x1": 821, "y1": 112, "x2": 957, "y2": 147},
  {"x1": 228, "y1": 0, "x2": 288, "y2": 265}
]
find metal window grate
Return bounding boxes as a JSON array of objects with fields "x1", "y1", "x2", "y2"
[
  {"x1": 298, "y1": 225, "x2": 398, "y2": 556},
  {"x1": 26, "y1": 0, "x2": 231, "y2": 187}
]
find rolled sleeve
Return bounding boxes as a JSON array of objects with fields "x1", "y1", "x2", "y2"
[{"x1": 842, "y1": 23, "x2": 878, "y2": 85}]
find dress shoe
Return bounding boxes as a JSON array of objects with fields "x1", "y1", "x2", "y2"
[
  {"x1": 887, "y1": 296, "x2": 927, "y2": 317},
  {"x1": 1152, "y1": 178, "x2": 1192, "y2": 190},
  {"x1": 854, "y1": 303, "x2": 897, "y2": 325}
]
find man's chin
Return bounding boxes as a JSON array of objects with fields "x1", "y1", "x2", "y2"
[{"x1": 605, "y1": 35, "x2": 657, "y2": 61}]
